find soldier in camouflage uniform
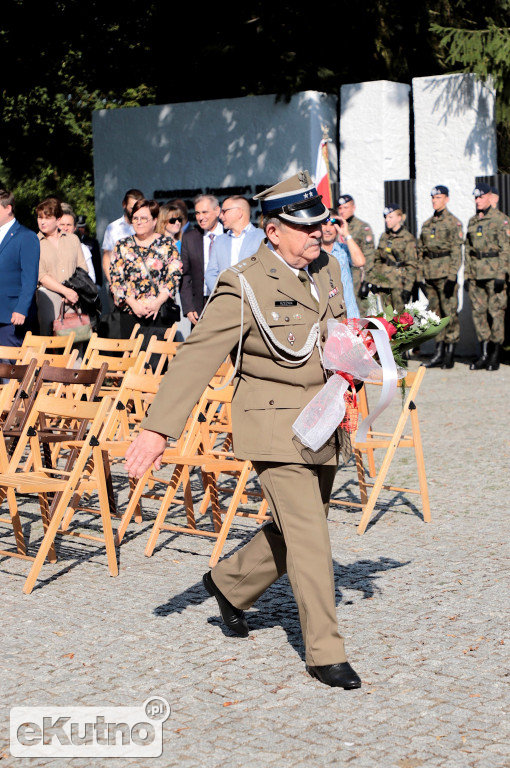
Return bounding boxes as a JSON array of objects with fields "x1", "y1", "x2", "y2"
[
  {"x1": 364, "y1": 203, "x2": 418, "y2": 313},
  {"x1": 417, "y1": 185, "x2": 464, "y2": 369},
  {"x1": 337, "y1": 194, "x2": 375, "y2": 296},
  {"x1": 491, "y1": 185, "x2": 510, "y2": 363},
  {"x1": 465, "y1": 182, "x2": 510, "y2": 371}
]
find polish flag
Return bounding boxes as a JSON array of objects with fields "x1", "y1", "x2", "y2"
[{"x1": 315, "y1": 139, "x2": 332, "y2": 208}]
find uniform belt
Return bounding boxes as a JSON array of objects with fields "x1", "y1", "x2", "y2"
[
  {"x1": 425, "y1": 251, "x2": 450, "y2": 259},
  {"x1": 474, "y1": 251, "x2": 499, "y2": 259}
]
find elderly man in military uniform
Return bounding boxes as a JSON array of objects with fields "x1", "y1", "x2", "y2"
[
  {"x1": 417, "y1": 185, "x2": 464, "y2": 369},
  {"x1": 126, "y1": 171, "x2": 361, "y2": 690},
  {"x1": 337, "y1": 194, "x2": 375, "y2": 297},
  {"x1": 465, "y1": 182, "x2": 510, "y2": 371}
]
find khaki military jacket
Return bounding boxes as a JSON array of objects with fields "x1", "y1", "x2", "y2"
[
  {"x1": 465, "y1": 206, "x2": 510, "y2": 281},
  {"x1": 417, "y1": 208, "x2": 463, "y2": 282},
  {"x1": 348, "y1": 215, "x2": 375, "y2": 273},
  {"x1": 143, "y1": 241, "x2": 350, "y2": 465},
  {"x1": 369, "y1": 227, "x2": 417, "y2": 292}
]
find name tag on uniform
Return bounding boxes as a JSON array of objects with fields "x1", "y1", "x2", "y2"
[{"x1": 275, "y1": 300, "x2": 297, "y2": 306}]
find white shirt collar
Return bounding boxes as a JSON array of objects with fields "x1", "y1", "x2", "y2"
[
  {"x1": 228, "y1": 222, "x2": 253, "y2": 239},
  {"x1": 0, "y1": 217, "x2": 16, "y2": 246}
]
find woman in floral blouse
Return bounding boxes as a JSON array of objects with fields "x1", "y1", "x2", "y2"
[{"x1": 109, "y1": 198, "x2": 183, "y2": 341}]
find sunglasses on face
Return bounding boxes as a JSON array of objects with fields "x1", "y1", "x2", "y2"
[{"x1": 167, "y1": 217, "x2": 183, "y2": 225}]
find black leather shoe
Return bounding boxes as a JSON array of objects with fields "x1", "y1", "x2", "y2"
[
  {"x1": 307, "y1": 662, "x2": 362, "y2": 689},
  {"x1": 203, "y1": 571, "x2": 249, "y2": 637}
]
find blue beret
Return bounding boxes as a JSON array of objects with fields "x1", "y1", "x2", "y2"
[
  {"x1": 473, "y1": 183, "x2": 492, "y2": 198},
  {"x1": 431, "y1": 185, "x2": 449, "y2": 196}
]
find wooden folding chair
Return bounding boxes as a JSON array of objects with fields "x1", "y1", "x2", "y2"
[
  {"x1": 0, "y1": 345, "x2": 32, "y2": 363},
  {"x1": 83, "y1": 348, "x2": 145, "y2": 397},
  {"x1": 20, "y1": 349, "x2": 79, "y2": 369},
  {"x1": 82, "y1": 331, "x2": 144, "y2": 366},
  {"x1": 0, "y1": 359, "x2": 38, "y2": 426},
  {"x1": 139, "y1": 336, "x2": 180, "y2": 376},
  {"x1": 164, "y1": 324, "x2": 178, "y2": 341},
  {"x1": 0, "y1": 393, "x2": 115, "y2": 593},
  {"x1": 22, "y1": 332, "x2": 75, "y2": 356},
  {"x1": 331, "y1": 365, "x2": 431, "y2": 534}
]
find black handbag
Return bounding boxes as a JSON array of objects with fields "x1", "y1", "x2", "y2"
[
  {"x1": 159, "y1": 296, "x2": 181, "y2": 325},
  {"x1": 63, "y1": 267, "x2": 101, "y2": 317}
]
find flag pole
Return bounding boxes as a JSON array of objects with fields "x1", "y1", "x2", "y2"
[{"x1": 319, "y1": 125, "x2": 333, "y2": 208}]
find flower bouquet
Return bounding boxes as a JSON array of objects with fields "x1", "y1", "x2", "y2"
[
  {"x1": 292, "y1": 300, "x2": 449, "y2": 451},
  {"x1": 375, "y1": 299, "x2": 450, "y2": 369}
]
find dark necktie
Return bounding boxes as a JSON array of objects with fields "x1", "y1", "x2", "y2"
[{"x1": 298, "y1": 269, "x2": 318, "y2": 305}]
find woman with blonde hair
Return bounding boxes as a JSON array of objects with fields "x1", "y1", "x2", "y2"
[{"x1": 156, "y1": 203, "x2": 184, "y2": 253}]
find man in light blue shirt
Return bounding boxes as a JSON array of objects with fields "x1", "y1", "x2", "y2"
[
  {"x1": 321, "y1": 211, "x2": 364, "y2": 318},
  {"x1": 205, "y1": 196, "x2": 265, "y2": 293}
]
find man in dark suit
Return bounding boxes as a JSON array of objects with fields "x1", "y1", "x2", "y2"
[
  {"x1": 180, "y1": 194, "x2": 223, "y2": 326},
  {"x1": 0, "y1": 188, "x2": 40, "y2": 346}
]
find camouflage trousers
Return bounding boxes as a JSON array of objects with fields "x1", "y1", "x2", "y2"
[
  {"x1": 468, "y1": 278, "x2": 508, "y2": 343},
  {"x1": 424, "y1": 278, "x2": 460, "y2": 343},
  {"x1": 351, "y1": 265, "x2": 364, "y2": 297}
]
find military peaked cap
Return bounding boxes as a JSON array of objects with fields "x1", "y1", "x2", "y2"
[{"x1": 254, "y1": 170, "x2": 329, "y2": 225}]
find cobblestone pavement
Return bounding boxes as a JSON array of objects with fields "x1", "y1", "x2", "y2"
[{"x1": 1, "y1": 358, "x2": 509, "y2": 768}]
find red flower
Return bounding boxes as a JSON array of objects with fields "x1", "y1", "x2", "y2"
[
  {"x1": 395, "y1": 312, "x2": 414, "y2": 329},
  {"x1": 369, "y1": 316, "x2": 397, "y2": 339}
]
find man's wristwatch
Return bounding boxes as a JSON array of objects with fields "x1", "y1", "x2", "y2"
[{"x1": 345, "y1": 235, "x2": 353, "y2": 241}]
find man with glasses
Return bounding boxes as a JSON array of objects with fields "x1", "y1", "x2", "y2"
[
  {"x1": 126, "y1": 171, "x2": 362, "y2": 690},
  {"x1": 205, "y1": 196, "x2": 265, "y2": 293},
  {"x1": 180, "y1": 194, "x2": 224, "y2": 326}
]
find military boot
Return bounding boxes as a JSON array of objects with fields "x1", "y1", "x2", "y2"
[
  {"x1": 469, "y1": 340, "x2": 490, "y2": 370},
  {"x1": 424, "y1": 341, "x2": 445, "y2": 368},
  {"x1": 486, "y1": 342, "x2": 501, "y2": 371},
  {"x1": 441, "y1": 343, "x2": 456, "y2": 369}
]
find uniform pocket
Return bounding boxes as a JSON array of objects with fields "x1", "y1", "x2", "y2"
[{"x1": 236, "y1": 387, "x2": 303, "y2": 454}]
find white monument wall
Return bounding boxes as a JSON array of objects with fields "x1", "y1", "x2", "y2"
[
  {"x1": 92, "y1": 91, "x2": 337, "y2": 244},
  {"x1": 339, "y1": 81, "x2": 411, "y2": 242},
  {"x1": 413, "y1": 73, "x2": 497, "y2": 236},
  {"x1": 413, "y1": 73, "x2": 497, "y2": 354}
]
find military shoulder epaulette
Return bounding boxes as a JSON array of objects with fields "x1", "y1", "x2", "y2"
[{"x1": 227, "y1": 255, "x2": 259, "y2": 275}]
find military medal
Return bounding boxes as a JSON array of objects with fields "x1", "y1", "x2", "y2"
[
  {"x1": 293, "y1": 313, "x2": 302, "y2": 320},
  {"x1": 271, "y1": 312, "x2": 280, "y2": 321},
  {"x1": 287, "y1": 332, "x2": 295, "y2": 345},
  {"x1": 328, "y1": 287, "x2": 339, "y2": 298}
]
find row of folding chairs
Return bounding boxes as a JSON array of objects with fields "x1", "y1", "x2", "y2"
[{"x1": 0, "y1": 330, "x2": 268, "y2": 593}]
